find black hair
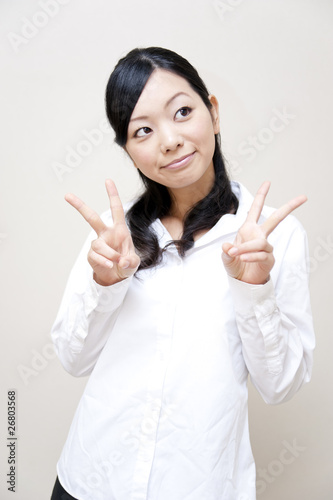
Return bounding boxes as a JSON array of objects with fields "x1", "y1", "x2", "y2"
[{"x1": 105, "y1": 47, "x2": 238, "y2": 271}]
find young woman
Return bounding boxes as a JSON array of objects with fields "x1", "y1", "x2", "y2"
[{"x1": 50, "y1": 47, "x2": 315, "y2": 500}]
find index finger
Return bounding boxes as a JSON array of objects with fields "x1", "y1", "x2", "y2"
[
  {"x1": 105, "y1": 179, "x2": 126, "y2": 225},
  {"x1": 246, "y1": 181, "x2": 271, "y2": 223},
  {"x1": 261, "y1": 194, "x2": 307, "y2": 236},
  {"x1": 64, "y1": 193, "x2": 107, "y2": 235}
]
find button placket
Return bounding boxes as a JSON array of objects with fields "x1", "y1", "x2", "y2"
[{"x1": 130, "y1": 258, "x2": 183, "y2": 499}]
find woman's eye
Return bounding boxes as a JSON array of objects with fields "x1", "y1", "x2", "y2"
[
  {"x1": 175, "y1": 107, "x2": 192, "y2": 119},
  {"x1": 134, "y1": 127, "x2": 152, "y2": 138}
]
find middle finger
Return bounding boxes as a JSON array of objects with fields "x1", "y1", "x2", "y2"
[{"x1": 65, "y1": 193, "x2": 107, "y2": 235}]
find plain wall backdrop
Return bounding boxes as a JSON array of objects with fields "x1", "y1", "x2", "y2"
[{"x1": 0, "y1": 0, "x2": 332, "y2": 498}]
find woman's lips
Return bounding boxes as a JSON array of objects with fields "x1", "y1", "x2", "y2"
[{"x1": 162, "y1": 152, "x2": 195, "y2": 170}]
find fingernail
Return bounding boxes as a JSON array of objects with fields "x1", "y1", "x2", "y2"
[
  {"x1": 122, "y1": 260, "x2": 130, "y2": 269},
  {"x1": 228, "y1": 247, "x2": 238, "y2": 256}
]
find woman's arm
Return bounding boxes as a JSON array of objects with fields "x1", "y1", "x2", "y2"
[
  {"x1": 227, "y1": 220, "x2": 315, "y2": 404},
  {"x1": 51, "y1": 180, "x2": 140, "y2": 376},
  {"x1": 50, "y1": 225, "x2": 133, "y2": 377}
]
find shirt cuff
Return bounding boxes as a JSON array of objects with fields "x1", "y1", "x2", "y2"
[
  {"x1": 227, "y1": 275, "x2": 277, "y2": 319},
  {"x1": 87, "y1": 275, "x2": 133, "y2": 314}
]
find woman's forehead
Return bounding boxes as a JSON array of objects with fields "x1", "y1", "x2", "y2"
[{"x1": 131, "y1": 69, "x2": 196, "y2": 115}]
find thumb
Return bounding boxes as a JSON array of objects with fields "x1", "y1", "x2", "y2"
[{"x1": 222, "y1": 242, "x2": 235, "y2": 262}]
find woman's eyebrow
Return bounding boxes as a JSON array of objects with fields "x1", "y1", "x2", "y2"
[
  {"x1": 130, "y1": 92, "x2": 191, "y2": 123},
  {"x1": 165, "y1": 91, "x2": 191, "y2": 108}
]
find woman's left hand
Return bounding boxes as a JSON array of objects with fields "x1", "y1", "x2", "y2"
[{"x1": 222, "y1": 181, "x2": 307, "y2": 285}]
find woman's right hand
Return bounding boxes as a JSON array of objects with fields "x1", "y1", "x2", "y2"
[{"x1": 65, "y1": 179, "x2": 140, "y2": 286}]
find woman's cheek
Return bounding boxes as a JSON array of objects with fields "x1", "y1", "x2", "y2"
[{"x1": 134, "y1": 151, "x2": 156, "y2": 174}]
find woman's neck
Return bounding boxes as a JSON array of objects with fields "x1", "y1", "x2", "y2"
[{"x1": 168, "y1": 171, "x2": 215, "y2": 221}]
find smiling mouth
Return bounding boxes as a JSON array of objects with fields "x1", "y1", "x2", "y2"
[{"x1": 162, "y1": 152, "x2": 195, "y2": 169}]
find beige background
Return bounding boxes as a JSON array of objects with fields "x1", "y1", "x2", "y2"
[{"x1": 0, "y1": 0, "x2": 332, "y2": 498}]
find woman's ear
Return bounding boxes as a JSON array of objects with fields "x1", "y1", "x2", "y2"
[{"x1": 208, "y1": 95, "x2": 220, "y2": 134}]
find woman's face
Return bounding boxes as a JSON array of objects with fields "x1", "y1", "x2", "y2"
[{"x1": 125, "y1": 69, "x2": 220, "y2": 194}]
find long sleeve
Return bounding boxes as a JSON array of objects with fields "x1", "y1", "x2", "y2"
[
  {"x1": 227, "y1": 217, "x2": 315, "y2": 404},
  {"x1": 51, "y1": 182, "x2": 316, "y2": 499},
  {"x1": 50, "y1": 228, "x2": 132, "y2": 377}
]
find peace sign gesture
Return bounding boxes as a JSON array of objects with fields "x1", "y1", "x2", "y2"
[
  {"x1": 65, "y1": 179, "x2": 140, "y2": 286},
  {"x1": 222, "y1": 181, "x2": 307, "y2": 285}
]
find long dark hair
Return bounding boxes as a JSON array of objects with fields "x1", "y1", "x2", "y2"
[{"x1": 105, "y1": 47, "x2": 238, "y2": 271}]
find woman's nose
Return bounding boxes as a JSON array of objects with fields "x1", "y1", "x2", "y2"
[{"x1": 159, "y1": 125, "x2": 184, "y2": 153}]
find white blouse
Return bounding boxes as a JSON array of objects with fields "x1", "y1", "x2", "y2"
[{"x1": 51, "y1": 182, "x2": 315, "y2": 500}]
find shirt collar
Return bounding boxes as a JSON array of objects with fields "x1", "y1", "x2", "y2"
[{"x1": 152, "y1": 181, "x2": 254, "y2": 251}]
